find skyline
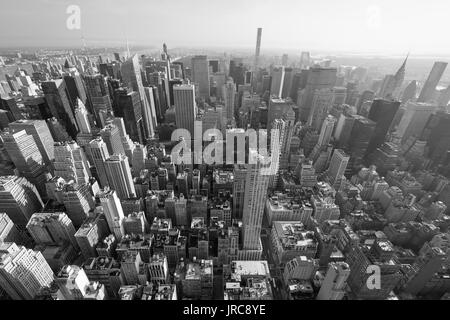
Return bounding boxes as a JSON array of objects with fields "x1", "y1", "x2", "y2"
[{"x1": 1, "y1": 0, "x2": 450, "y2": 55}]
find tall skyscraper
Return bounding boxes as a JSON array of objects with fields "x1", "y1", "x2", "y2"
[
  {"x1": 308, "y1": 88, "x2": 335, "y2": 130},
  {"x1": 223, "y1": 78, "x2": 236, "y2": 123},
  {"x1": 8, "y1": 119, "x2": 54, "y2": 167},
  {"x1": 298, "y1": 67, "x2": 337, "y2": 122},
  {"x1": 366, "y1": 99, "x2": 400, "y2": 155},
  {"x1": 26, "y1": 212, "x2": 79, "y2": 250},
  {"x1": 348, "y1": 115, "x2": 376, "y2": 171},
  {"x1": 121, "y1": 55, "x2": 154, "y2": 139},
  {"x1": 242, "y1": 150, "x2": 271, "y2": 252},
  {"x1": 59, "y1": 181, "x2": 95, "y2": 228},
  {"x1": 326, "y1": 149, "x2": 349, "y2": 187},
  {"x1": 100, "y1": 124, "x2": 125, "y2": 156},
  {"x1": 104, "y1": 154, "x2": 136, "y2": 200},
  {"x1": 191, "y1": 55, "x2": 210, "y2": 98},
  {"x1": 0, "y1": 242, "x2": 54, "y2": 300},
  {"x1": 88, "y1": 137, "x2": 110, "y2": 188},
  {"x1": 417, "y1": 61, "x2": 448, "y2": 103},
  {"x1": 115, "y1": 88, "x2": 144, "y2": 144},
  {"x1": 41, "y1": 80, "x2": 78, "y2": 139},
  {"x1": 270, "y1": 67, "x2": 285, "y2": 98},
  {"x1": 396, "y1": 102, "x2": 435, "y2": 143},
  {"x1": 83, "y1": 74, "x2": 113, "y2": 127},
  {"x1": 74, "y1": 98, "x2": 92, "y2": 135},
  {"x1": 1, "y1": 130, "x2": 49, "y2": 196},
  {"x1": 53, "y1": 141, "x2": 91, "y2": 184},
  {"x1": 253, "y1": 28, "x2": 262, "y2": 73},
  {"x1": 174, "y1": 84, "x2": 197, "y2": 135},
  {"x1": 401, "y1": 80, "x2": 418, "y2": 103},
  {"x1": 98, "y1": 188, "x2": 125, "y2": 240},
  {"x1": 0, "y1": 176, "x2": 44, "y2": 228}
]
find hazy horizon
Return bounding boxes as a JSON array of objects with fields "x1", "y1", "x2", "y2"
[{"x1": 1, "y1": 0, "x2": 450, "y2": 56}]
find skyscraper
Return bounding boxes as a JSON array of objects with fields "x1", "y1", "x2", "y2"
[
  {"x1": 8, "y1": 119, "x2": 54, "y2": 167},
  {"x1": 1, "y1": 130, "x2": 49, "y2": 196},
  {"x1": 59, "y1": 181, "x2": 95, "y2": 228},
  {"x1": 326, "y1": 149, "x2": 349, "y2": 188},
  {"x1": 253, "y1": 28, "x2": 262, "y2": 73},
  {"x1": 417, "y1": 61, "x2": 448, "y2": 103},
  {"x1": 0, "y1": 242, "x2": 54, "y2": 300},
  {"x1": 115, "y1": 88, "x2": 144, "y2": 144},
  {"x1": 396, "y1": 102, "x2": 435, "y2": 143},
  {"x1": 100, "y1": 124, "x2": 125, "y2": 156},
  {"x1": 121, "y1": 55, "x2": 154, "y2": 139},
  {"x1": 104, "y1": 154, "x2": 136, "y2": 200},
  {"x1": 26, "y1": 212, "x2": 79, "y2": 250},
  {"x1": 174, "y1": 84, "x2": 197, "y2": 135},
  {"x1": 98, "y1": 188, "x2": 125, "y2": 240},
  {"x1": 41, "y1": 79, "x2": 78, "y2": 139},
  {"x1": 270, "y1": 67, "x2": 285, "y2": 98},
  {"x1": 308, "y1": 88, "x2": 335, "y2": 130},
  {"x1": 88, "y1": 137, "x2": 110, "y2": 188},
  {"x1": 366, "y1": 99, "x2": 400, "y2": 155},
  {"x1": 298, "y1": 67, "x2": 337, "y2": 122},
  {"x1": 53, "y1": 141, "x2": 91, "y2": 184},
  {"x1": 0, "y1": 176, "x2": 44, "y2": 228},
  {"x1": 83, "y1": 74, "x2": 113, "y2": 127},
  {"x1": 223, "y1": 78, "x2": 236, "y2": 123},
  {"x1": 191, "y1": 55, "x2": 210, "y2": 99},
  {"x1": 242, "y1": 150, "x2": 271, "y2": 252}
]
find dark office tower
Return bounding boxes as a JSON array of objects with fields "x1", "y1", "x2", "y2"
[
  {"x1": 114, "y1": 53, "x2": 121, "y2": 62},
  {"x1": 289, "y1": 70, "x2": 309, "y2": 102},
  {"x1": 281, "y1": 67, "x2": 294, "y2": 98},
  {"x1": 121, "y1": 55, "x2": 154, "y2": 139},
  {"x1": 230, "y1": 63, "x2": 246, "y2": 90},
  {"x1": 356, "y1": 90, "x2": 375, "y2": 114},
  {"x1": 209, "y1": 60, "x2": 219, "y2": 73},
  {"x1": 401, "y1": 80, "x2": 417, "y2": 103},
  {"x1": 63, "y1": 71, "x2": 87, "y2": 107},
  {"x1": 83, "y1": 74, "x2": 113, "y2": 127},
  {"x1": 174, "y1": 84, "x2": 197, "y2": 136},
  {"x1": 347, "y1": 115, "x2": 376, "y2": 170},
  {"x1": 262, "y1": 75, "x2": 272, "y2": 94},
  {"x1": 0, "y1": 96, "x2": 22, "y2": 121},
  {"x1": 424, "y1": 112, "x2": 450, "y2": 167},
  {"x1": 418, "y1": 61, "x2": 448, "y2": 103},
  {"x1": 9, "y1": 119, "x2": 55, "y2": 167},
  {"x1": 191, "y1": 55, "x2": 210, "y2": 99},
  {"x1": 0, "y1": 176, "x2": 44, "y2": 228},
  {"x1": 115, "y1": 88, "x2": 144, "y2": 144},
  {"x1": 146, "y1": 71, "x2": 167, "y2": 118},
  {"x1": 41, "y1": 80, "x2": 78, "y2": 139},
  {"x1": 253, "y1": 28, "x2": 262, "y2": 72},
  {"x1": 168, "y1": 79, "x2": 183, "y2": 108},
  {"x1": 404, "y1": 246, "x2": 446, "y2": 295},
  {"x1": 299, "y1": 67, "x2": 337, "y2": 122},
  {"x1": 1, "y1": 130, "x2": 49, "y2": 197},
  {"x1": 366, "y1": 99, "x2": 400, "y2": 155}
]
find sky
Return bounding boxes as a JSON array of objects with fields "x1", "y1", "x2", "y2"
[{"x1": 1, "y1": 0, "x2": 450, "y2": 55}]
